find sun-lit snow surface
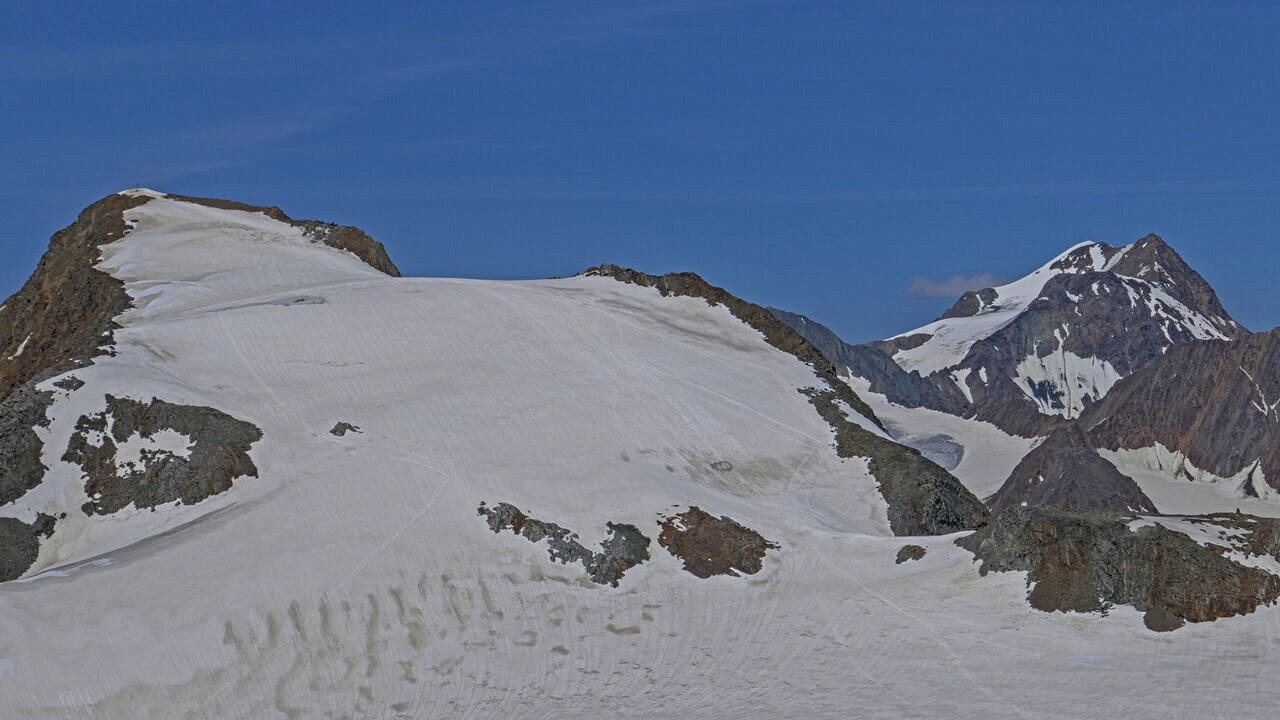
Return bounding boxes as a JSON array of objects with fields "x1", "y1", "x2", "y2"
[
  {"x1": 1014, "y1": 349, "x2": 1123, "y2": 419},
  {"x1": 3, "y1": 197, "x2": 1280, "y2": 719},
  {"x1": 889, "y1": 243, "x2": 1095, "y2": 376}
]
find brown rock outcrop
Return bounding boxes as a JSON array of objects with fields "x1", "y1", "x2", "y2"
[
  {"x1": 959, "y1": 507, "x2": 1280, "y2": 631},
  {"x1": 658, "y1": 506, "x2": 779, "y2": 578}
]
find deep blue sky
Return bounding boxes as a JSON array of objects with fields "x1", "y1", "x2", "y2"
[{"x1": 3, "y1": 1, "x2": 1277, "y2": 341}]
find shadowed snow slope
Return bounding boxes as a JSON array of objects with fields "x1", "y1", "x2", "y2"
[{"x1": 1, "y1": 195, "x2": 1277, "y2": 719}]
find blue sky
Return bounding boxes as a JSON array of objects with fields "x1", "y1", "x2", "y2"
[{"x1": 3, "y1": 1, "x2": 1277, "y2": 341}]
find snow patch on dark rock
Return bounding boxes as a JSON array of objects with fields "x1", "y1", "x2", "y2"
[{"x1": 64, "y1": 395, "x2": 263, "y2": 516}]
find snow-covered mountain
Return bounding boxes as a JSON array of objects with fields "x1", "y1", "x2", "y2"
[
  {"x1": 781, "y1": 236, "x2": 1247, "y2": 438},
  {"x1": 3, "y1": 193, "x2": 1280, "y2": 718}
]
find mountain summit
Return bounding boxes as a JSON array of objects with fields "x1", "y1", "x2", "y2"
[{"x1": 781, "y1": 234, "x2": 1246, "y2": 436}]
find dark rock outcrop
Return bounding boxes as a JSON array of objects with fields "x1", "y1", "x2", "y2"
[
  {"x1": 586, "y1": 265, "x2": 989, "y2": 536},
  {"x1": 294, "y1": 221, "x2": 400, "y2": 277},
  {"x1": 0, "y1": 515, "x2": 51, "y2": 582},
  {"x1": 657, "y1": 506, "x2": 779, "y2": 578},
  {"x1": 329, "y1": 422, "x2": 361, "y2": 437},
  {"x1": 477, "y1": 502, "x2": 650, "y2": 587},
  {"x1": 987, "y1": 424, "x2": 1157, "y2": 513},
  {"x1": 0, "y1": 192, "x2": 150, "y2": 403},
  {"x1": 895, "y1": 544, "x2": 927, "y2": 564},
  {"x1": 958, "y1": 507, "x2": 1280, "y2": 631},
  {"x1": 0, "y1": 380, "x2": 54, "y2": 506},
  {"x1": 63, "y1": 395, "x2": 263, "y2": 515},
  {"x1": 938, "y1": 288, "x2": 999, "y2": 320},
  {"x1": 52, "y1": 375, "x2": 85, "y2": 391}
]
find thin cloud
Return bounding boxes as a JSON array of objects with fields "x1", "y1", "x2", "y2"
[{"x1": 908, "y1": 272, "x2": 1010, "y2": 299}]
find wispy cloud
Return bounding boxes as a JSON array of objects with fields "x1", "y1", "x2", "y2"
[
  {"x1": 1, "y1": 1, "x2": 732, "y2": 197},
  {"x1": 907, "y1": 272, "x2": 1010, "y2": 299}
]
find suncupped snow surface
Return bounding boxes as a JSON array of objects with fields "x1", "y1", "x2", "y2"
[{"x1": 2, "y1": 195, "x2": 1279, "y2": 718}]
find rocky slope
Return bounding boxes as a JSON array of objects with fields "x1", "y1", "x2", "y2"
[
  {"x1": 1085, "y1": 328, "x2": 1280, "y2": 491},
  {"x1": 779, "y1": 235, "x2": 1247, "y2": 438},
  {"x1": 987, "y1": 423, "x2": 1157, "y2": 513},
  {"x1": 986, "y1": 328, "x2": 1280, "y2": 511},
  {"x1": 0, "y1": 193, "x2": 145, "y2": 402}
]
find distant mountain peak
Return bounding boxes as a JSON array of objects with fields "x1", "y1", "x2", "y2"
[{"x1": 780, "y1": 233, "x2": 1247, "y2": 437}]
